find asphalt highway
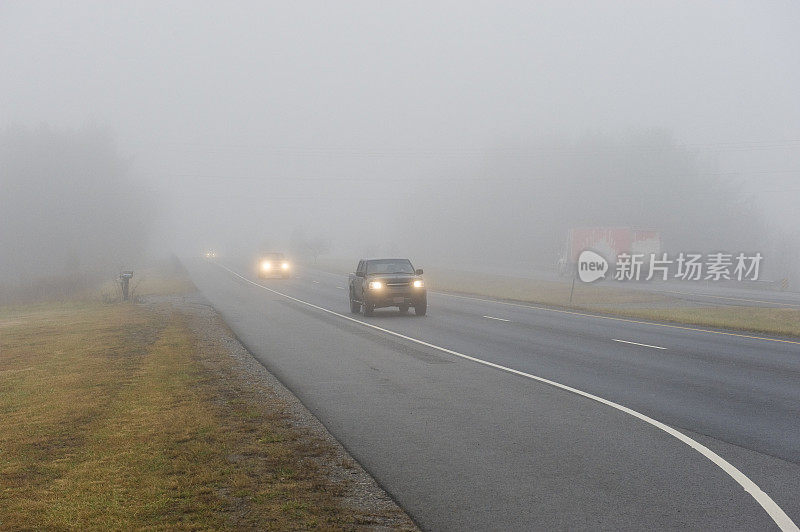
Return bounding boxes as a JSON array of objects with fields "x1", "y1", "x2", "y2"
[{"x1": 184, "y1": 258, "x2": 800, "y2": 531}]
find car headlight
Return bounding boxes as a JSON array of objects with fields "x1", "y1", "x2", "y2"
[
  {"x1": 413, "y1": 279, "x2": 424, "y2": 288},
  {"x1": 368, "y1": 281, "x2": 383, "y2": 290},
  {"x1": 281, "y1": 262, "x2": 290, "y2": 270},
  {"x1": 261, "y1": 261, "x2": 271, "y2": 271}
]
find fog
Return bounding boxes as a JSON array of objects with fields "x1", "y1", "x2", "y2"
[{"x1": 2, "y1": 1, "x2": 799, "y2": 283}]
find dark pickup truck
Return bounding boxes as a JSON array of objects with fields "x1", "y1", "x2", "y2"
[{"x1": 348, "y1": 258, "x2": 427, "y2": 316}]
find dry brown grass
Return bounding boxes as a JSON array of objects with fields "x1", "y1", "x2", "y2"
[
  {"x1": 597, "y1": 306, "x2": 800, "y2": 338},
  {"x1": 0, "y1": 273, "x2": 100, "y2": 307},
  {"x1": 97, "y1": 259, "x2": 197, "y2": 302},
  {"x1": 0, "y1": 258, "x2": 195, "y2": 308},
  {"x1": 0, "y1": 300, "x2": 413, "y2": 529}
]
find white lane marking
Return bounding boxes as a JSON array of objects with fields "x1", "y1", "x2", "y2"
[
  {"x1": 612, "y1": 339, "x2": 667, "y2": 350},
  {"x1": 432, "y1": 291, "x2": 800, "y2": 346},
  {"x1": 215, "y1": 262, "x2": 797, "y2": 532},
  {"x1": 337, "y1": 285, "x2": 346, "y2": 289},
  {"x1": 483, "y1": 315, "x2": 511, "y2": 322}
]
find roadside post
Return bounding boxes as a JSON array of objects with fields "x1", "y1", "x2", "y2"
[
  {"x1": 569, "y1": 275, "x2": 576, "y2": 306},
  {"x1": 119, "y1": 270, "x2": 134, "y2": 301}
]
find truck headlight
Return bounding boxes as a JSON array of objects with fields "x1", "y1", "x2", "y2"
[
  {"x1": 368, "y1": 281, "x2": 383, "y2": 290},
  {"x1": 281, "y1": 262, "x2": 290, "y2": 270},
  {"x1": 261, "y1": 261, "x2": 271, "y2": 271},
  {"x1": 413, "y1": 279, "x2": 424, "y2": 288}
]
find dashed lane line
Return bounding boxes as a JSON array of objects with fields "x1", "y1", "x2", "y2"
[{"x1": 612, "y1": 339, "x2": 667, "y2": 350}]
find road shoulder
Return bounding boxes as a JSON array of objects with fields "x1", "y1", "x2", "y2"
[{"x1": 159, "y1": 291, "x2": 418, "y2": 529}]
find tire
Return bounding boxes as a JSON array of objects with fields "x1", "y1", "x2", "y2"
[
  {"x1": 349, "y1": 290, "x2": 361, "y2": 314},
  {"x1": 399, "y1": 304, "x2": 409, "y2": 314},
  {"x1": 414, "y1": 298, "x2": 427, "y2": 316},
  {"x1": 362, "y1": 299, "x2": 374, "y2": 317}
]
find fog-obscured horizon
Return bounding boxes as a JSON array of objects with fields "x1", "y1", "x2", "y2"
[{"x1": 2, "y1": 2, "x2": 799, "y2": 284}]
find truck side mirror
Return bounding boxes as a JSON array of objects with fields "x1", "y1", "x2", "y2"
[
  {"x1": 356, "y1": 271, "x2": 365, "y2": 277},
  {"x1": 415, "y1": 269, "x2": 423, "y2": 275}
]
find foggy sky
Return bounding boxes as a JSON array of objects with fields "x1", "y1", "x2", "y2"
[{"x1": 2, "y1": 2, "x2": 799, "y2": 273}]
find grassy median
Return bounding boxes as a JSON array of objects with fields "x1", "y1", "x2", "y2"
[
  {"x1": 597, "y1": 306, "x2": 800, "y2": 338},
  {"x1": 0, "y1": 272, "x2": 413, "y2": 529},
  {"x1": 425, "y1": 269, "x2": 800, "y2": 337}
]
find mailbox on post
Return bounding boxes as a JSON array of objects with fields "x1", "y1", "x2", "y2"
[{"x1": 119, "y1": 271, "x2": 134, "y2": 301}]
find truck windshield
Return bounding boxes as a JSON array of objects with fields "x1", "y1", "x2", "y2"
[{"x1": 366, "y1": 259, "x2": 414, "y2": 275}]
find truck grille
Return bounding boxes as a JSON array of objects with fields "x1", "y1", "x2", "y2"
[{"x1": 386, "y1": 281, "x2": 410, "y2": 287}]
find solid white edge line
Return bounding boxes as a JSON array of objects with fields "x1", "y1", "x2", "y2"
[
  {"x1": 216, "y1": 262, "x2": 797, "y2": 531},
  {"x1": 483, "y1": 315, "x2": 511, "y2": 322},
  {"x1": 612, "y1": 338, "x2": 667, "y2": 350}
]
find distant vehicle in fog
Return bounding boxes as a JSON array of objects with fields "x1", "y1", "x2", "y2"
[
  {"x1": 258, "y1": 252, "x2": 291, "y2": 279},
  {"x1": 557, "y1": 227, "x2": 662, "y2": 277},
  {"x1": 348, "y1": 258, "x2": 427, "y2": 316},
  {"x1": 204, "y1": 250, "x2": 217, "y2": 259}
]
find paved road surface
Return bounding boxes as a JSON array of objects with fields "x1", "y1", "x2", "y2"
[{"x1": 184, "y1": 258, "x2": 800, "y2": 531}]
